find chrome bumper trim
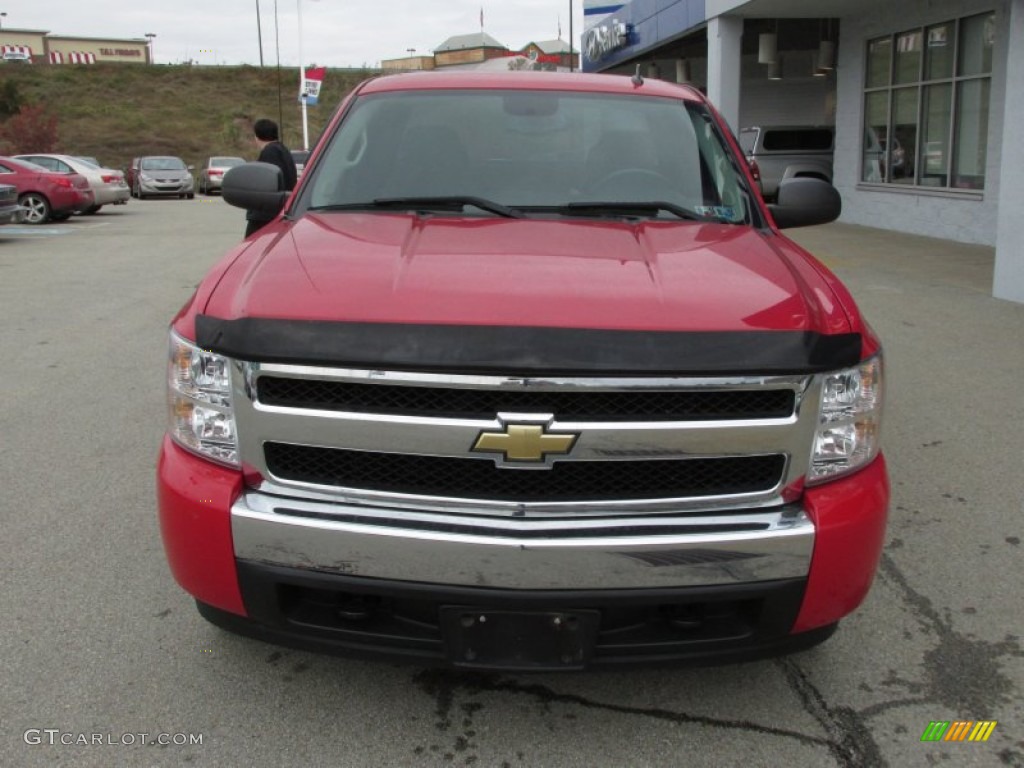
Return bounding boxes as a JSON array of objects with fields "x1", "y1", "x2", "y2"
[{"x1": 231, "y1": 492, "x2": 815, "y2": 590}]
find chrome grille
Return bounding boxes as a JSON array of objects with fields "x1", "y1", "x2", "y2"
[
  {"x1": 257, "y1": 376, "x2": 796, "y2": 421},
  {"x1": 234, "y1": 363, "x2": 818, "y2": 516},
  {"x1": 264, "y1": 442, "x2": 787, "y2": 502}
]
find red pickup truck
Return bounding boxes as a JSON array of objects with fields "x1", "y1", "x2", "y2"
[{"x1": 158, "y1": 71, "x2": 888, "y2": 670}]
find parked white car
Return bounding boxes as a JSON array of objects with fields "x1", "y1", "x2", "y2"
[
  {"x1": 1, "y1": 50, "x2": 32, "y2": 64},
  {"x1": 198, "y1": 156, "x2": 245, "y2": 194},
  {"x1": 13, "y1": 153, "x2": 129, "y2": 214}
]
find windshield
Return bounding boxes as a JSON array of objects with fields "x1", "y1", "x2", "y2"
[
  {"x1": 141, "y1": 157, "x2": 187, "y2": 171},
  {"x1": 305, "y1": 89, "x2": 752, "y2": 223},
  {"x1": 211, "y1": 156, "x2": 244, "y2": 167}
]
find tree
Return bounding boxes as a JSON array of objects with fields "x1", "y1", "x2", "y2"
[
  {"x1": 0, "y1": 80, "x2": 22, "y2": 119},
  {"x1": 0, "y1": 104, "x2": 60, "y2": 153}
]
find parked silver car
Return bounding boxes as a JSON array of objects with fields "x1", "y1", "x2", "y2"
[
  {"x1": 0, "y1": 183, "x2": 23, "y2": 224},
  {"x1": 15, "y1": 153, "x2": 129, "y2": 214},
  {"x1": 128, "y1": 156, "x2": 195, "y2": 200},
  {"x1": 198, "y1": 156, "x2": 245, "y2": 194}
]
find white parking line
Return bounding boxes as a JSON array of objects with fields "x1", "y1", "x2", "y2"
[
  {"x1": 0, "y1": 226, "x2": 77, "y2": 236},
  {"x1": 0, "y1": 222, "x2": 111, "y2": 237}
]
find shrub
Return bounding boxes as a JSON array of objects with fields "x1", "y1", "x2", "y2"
[{"x1": 0, "y1": 104, "x2": 60, "y2": 153}]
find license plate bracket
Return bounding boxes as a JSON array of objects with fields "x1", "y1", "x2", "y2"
[{"x1": 439, "y1": 607, "x2": 600, "y2": 671}]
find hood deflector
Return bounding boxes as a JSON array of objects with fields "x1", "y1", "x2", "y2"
[{"x1": 195, "y1": 316, "x2": 861, "y2": 375}]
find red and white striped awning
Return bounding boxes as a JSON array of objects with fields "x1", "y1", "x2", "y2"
[
  {"x1": 48, "y1": 51, "x2": 63, "y2": 64},
  {"x1": 1, "y1": 44, "x2": 33, "y2": 58},
  {"x1": 67, "y1": 51, "x2": 97, "y2": 64}
]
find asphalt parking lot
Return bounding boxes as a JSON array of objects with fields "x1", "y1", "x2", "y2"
[{"x1": 1, "y1": 198, "x2": 1022, "y2": 768}]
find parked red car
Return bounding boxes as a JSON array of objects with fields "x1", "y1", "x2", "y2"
[{"x1": 0, "y1": 156, "x2": 95, "y2": 224}]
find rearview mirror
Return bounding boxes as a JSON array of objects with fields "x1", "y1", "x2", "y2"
[
  {"x1": 222, "y1": 162, "x2": 289, "y2": 215},
  {"x1": 767, "y1": 178, "x2": 841, "y2": 229}
]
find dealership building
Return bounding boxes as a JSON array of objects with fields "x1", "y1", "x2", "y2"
[{"x1": 583, "y1": 0, "x2": 1024, "y2": 304}]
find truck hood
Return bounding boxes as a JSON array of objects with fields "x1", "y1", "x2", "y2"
[{"x1": 204, "y1": 212, "x2": 849, "y2": 334}]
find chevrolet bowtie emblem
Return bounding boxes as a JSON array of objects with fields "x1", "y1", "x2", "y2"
[{"x1": 472, "y1": 423, "x2": 578, "y2": 464}]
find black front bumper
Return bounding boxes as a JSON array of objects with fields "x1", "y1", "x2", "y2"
[{"x1": 197, "y1": 561, "x2": 835, "y2": 670}]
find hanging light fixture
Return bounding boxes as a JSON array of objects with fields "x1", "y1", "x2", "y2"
[
  {"x1": 758, "y1": 22, "x2": 778, "y2": 65},
  {"x1": 817, "y1": 18, "x2": 835, "y2": 71},
  {"x1": 676, "y1": 58, "x2": 690, "y2": 83},
  {"x1": 817, "y1": 40, "x2": 835, "y2": 71}
]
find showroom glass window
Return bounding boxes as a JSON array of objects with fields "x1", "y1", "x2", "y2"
[{"x1": 862, "y1": 11, "x2": 994, "y2": 190}]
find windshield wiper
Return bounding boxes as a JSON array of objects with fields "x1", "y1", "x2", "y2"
[
  {"x1": 560, "y1": 201, "x2": 728, "y2": 222},
  {"x1": 310, "y1": 196, "x2": 525, "y2": 219}
]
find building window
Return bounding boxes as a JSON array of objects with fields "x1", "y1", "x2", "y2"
[{"x1": 862, "y1": 11, "x2": 994, "y2": 190}]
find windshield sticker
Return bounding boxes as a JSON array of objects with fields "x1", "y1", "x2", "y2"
[{"x1": 695, "y1": 206, "x2": 735, "y2": 219}]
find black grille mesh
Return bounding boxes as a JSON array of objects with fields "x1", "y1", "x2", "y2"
[
  {"x1": 264, "y1": 442, "x2": 786, "y2": 502},
  {"x1": 257, "y1": 377, "x2": 795, "y2": 421}
]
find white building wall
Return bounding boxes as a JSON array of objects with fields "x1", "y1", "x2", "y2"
[
  {"x1": 834, "y1": 0, "x2": 1008, "y2": 246},
  {"x1": 994, "y1": 0, "x2": 1024, "y2": 301},
  {"x1": 707, "y1": 16, "x2": 744, "y2": 131}
]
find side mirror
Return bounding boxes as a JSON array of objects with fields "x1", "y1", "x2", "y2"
[
  {"x1": 767, "y1": 177, "x2": 841, "y2": 229},
  {"x1": 223, "y1": 162, "x2": 289, "y2": 215},
  {"x1": 187, "y1": 165, "x2": 195, "y2": 172}
]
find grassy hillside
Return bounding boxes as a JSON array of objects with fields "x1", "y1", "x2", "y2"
[{"x1": 0, "y1": 63, "x2": 377, "y2": 170}]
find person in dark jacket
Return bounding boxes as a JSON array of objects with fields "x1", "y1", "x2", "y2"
[{"x1": 245, "y1": 118, "x2": 298, "y2": 237}]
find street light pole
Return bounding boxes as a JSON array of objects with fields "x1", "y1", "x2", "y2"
[
  {"x1": 145, "y1": 32, "x2": 157, "y2": 64},
  {"x1": 569, "y1": 1, "x2": 574, "y2": 72},
  {"x1": 256, "y1": 0, "x2": 264, "y2": 66},
  {"x1": 275, "y1": 0, "x2": 284, "y2": 138},
  {"x1": 297, "y1": 0, "x2": 309, "y2": 151}
]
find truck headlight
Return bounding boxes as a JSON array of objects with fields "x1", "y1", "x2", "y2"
[
  {"x1": 807, "y1": 354, "x2": 883, "y2": 485},
  {"x1": 167, "y1": 331, "x2": 239, "y2": 467}
]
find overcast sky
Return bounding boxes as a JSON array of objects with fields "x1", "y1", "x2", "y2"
[{"x1": 3, "y1": 0, "x2": 587, "y2": 68}]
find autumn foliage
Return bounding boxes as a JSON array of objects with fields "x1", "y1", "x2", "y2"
[{"x1": 0, "y1": 103, "x2": 60, "y2": 154}]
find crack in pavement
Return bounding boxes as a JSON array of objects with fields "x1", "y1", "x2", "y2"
[
  {"x1": 770, "y1": 552, "x2": 1024, "y2": 768},
  {"x1": 876, "y1": 553, "x2": 1022, "y2": 718},
  {"x1": 412, "y1": 668, "x2": 834, "y2": 764},
  {"x1": 408, "y1": 551, "x2": 1022, "y2": 766},
  {"x1": 775, "y1": 657, "x2": 888, "y2": 768}
]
